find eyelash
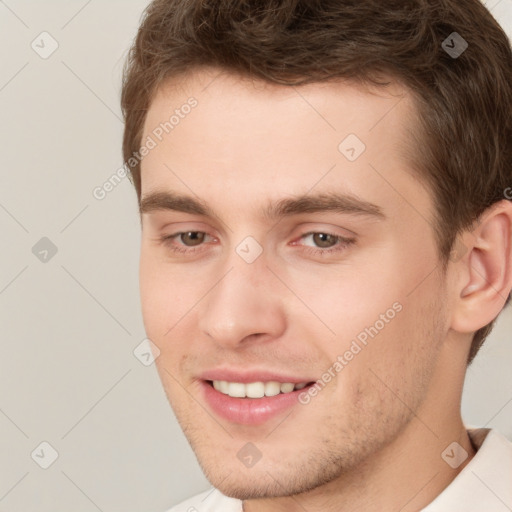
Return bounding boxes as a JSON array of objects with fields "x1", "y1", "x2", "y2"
[{"x1": 159, "y1": 231, "x2": 355, "y2": 257}]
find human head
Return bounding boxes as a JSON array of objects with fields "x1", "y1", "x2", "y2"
[
  {"x1": 121, "y1": 0, "x2": 512, "y2": 364},
  {"x1": 121, "y1": 1, "x2": 512, "y2": 503}
]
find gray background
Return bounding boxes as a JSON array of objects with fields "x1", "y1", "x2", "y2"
[{"x1": 0, "y1": 1, "x2": 511, "y2": 511}]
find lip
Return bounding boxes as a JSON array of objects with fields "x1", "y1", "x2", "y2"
[
  {"x1": 199, "y1": 377, "x2": 316, "y2": 426},
  {"x1": 199, "y1": 369, "x2": 315, "y2": 384}
]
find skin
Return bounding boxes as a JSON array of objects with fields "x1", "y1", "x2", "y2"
[{"x1": 138, "y1": 67, "x2": 512, "y2": 511}]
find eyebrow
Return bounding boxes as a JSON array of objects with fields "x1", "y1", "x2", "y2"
[{"x1": 139, "y1": 190, "x2": 386, "y2": 221}]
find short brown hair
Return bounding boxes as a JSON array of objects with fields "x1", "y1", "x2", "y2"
[{"x1": 121, "y1": 0, "x2": 512, "y2": 364}]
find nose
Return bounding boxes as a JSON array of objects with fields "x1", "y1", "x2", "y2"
[{"x1": 198, "y1": 253, "x2": 287, "y2": 349}]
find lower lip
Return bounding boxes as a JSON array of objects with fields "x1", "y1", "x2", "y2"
[{"x1": 201, "y1": 381, "x2": 312, "y2": 426}]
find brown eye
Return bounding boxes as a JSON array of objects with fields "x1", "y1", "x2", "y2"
[
  {"x1": 180, "y1": 232, "x2": 206, "y2": 246},
  {"x1": 312, "y1": 233, "x2": 338, "y2": 248}
]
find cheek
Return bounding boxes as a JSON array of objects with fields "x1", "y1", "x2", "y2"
[
  {"x1": 139, "y1": 251, "x2": 164, "y2": 333},
  {"x1": 295, "y1": 242, "x2": 445, "y2": 385},
  {"x1": 278, "y1": 250, "x2": 406, "y2": 344},
  {"x1": 139, "y1": 250, "x2": 211, "y2": 370},
  {"x1": 139, "y1": 250, "x2": 189, "y2": 338},
  {"x1": 344, "y1": 279, "x2": 447, "y2": 412}
]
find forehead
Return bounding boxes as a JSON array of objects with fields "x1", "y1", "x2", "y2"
[
  {"x1": 144, "y1": 67, "x2": 415, "y2": 137},
  {"x1": 140, "y1": 67, "x2": 432, "y2": 226}
]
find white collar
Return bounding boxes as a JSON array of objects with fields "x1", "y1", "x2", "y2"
[{"x1": 421, "y1": 428, "x2": 512, "y2": 511}]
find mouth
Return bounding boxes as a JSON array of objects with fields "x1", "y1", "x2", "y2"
[
  {"x1": 208, "y1": 380, "x2": 312, "y2": 398},
  {"x1": 200, "y1": 378, "x2": 317, "y2": 425}
]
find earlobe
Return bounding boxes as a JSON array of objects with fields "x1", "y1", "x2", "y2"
[{"x1": 451, "y1": 200, "x2": 512, "y2": 333}]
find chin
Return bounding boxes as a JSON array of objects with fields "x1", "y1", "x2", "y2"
[{"x1": 194, "y1": 442, "x2": 355, "y2": 500}]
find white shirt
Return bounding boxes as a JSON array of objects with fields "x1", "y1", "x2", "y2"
[{"x1": 166, "y1": 428, "x2": 512, "y2": 511}]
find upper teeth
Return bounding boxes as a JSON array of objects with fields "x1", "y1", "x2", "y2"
[{"x1": 213, "y1": 380, "x2": 308, "y2": 398}]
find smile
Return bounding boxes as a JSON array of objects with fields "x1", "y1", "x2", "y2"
[
  {"x1": 211, "y1": 380, "x2": 309, "y2": 398},
  {"x1": 201, "y1": 379, "x2": 317, "y2": 425}
]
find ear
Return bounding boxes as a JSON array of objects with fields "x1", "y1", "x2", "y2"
[{"x1": 450, "y1": 199, "x2": 512, "y2": 334}]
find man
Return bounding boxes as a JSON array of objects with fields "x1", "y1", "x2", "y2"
[{"x1": 120, "y1": 0, "x2": 512, "y2": 510}]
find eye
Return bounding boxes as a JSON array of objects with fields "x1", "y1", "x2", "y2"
[
  {"x1": 294, "y1": 231, "x2": 355, "y2": 256},
  {"x1": 302, "y1": 232, "x2": 338, "y2": 248},
  {"x1": 159, "y1": 231, "x2": 216, "y2": 254},
  {"x1": 177, "y1": 231, "x2": 207, "y2": 246}
]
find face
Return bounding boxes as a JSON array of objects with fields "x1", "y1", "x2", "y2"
[{"x1": 139, "y1": 68, "x2": 451, "y2": 499}]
